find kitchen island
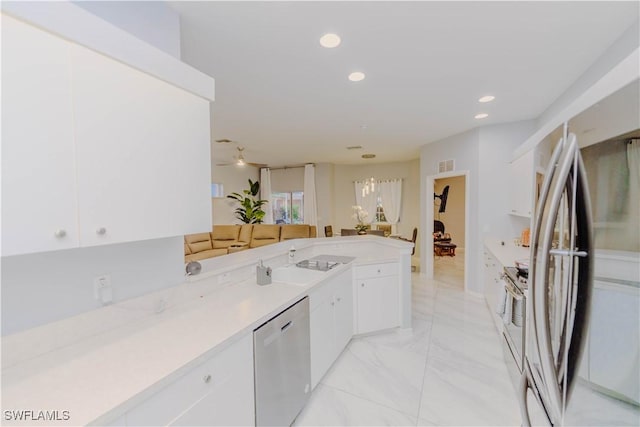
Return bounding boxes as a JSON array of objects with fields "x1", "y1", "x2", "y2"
[{"x1": 1, "y1": 236, "x2": 413, "y2": 426}]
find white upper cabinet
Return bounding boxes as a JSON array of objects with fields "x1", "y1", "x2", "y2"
[
  {"x1": 508, "y1": 149, "x2": 535, "y2": 218},
  {"x1": 1, "y1": 16, "x2": 79, "y2": 255},
  {"x1": 71, "y1": 45, "x2": 211, "y2": 247},
  {"x1": 1, "y1": 15, "x2": 213, "y2": 256}
]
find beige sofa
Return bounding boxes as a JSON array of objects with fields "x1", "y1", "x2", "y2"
[{"x1": 184, "y1": 224, "x2": 317, "y2": 262}]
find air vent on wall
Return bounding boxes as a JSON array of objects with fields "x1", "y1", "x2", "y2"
[{"x1": 438, "y1": 159, "x2": 455, "y2": 173}]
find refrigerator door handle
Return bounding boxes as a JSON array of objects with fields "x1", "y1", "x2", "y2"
[
  {"x1": 532, "y1": 134, "x2": 581, "y2": 423},
  {"x1": 528, "y1": 133, "x2": 594, "y2": 426},
  {"x1": 528, "y1": 136, "x2": 565, "y2": 358}
]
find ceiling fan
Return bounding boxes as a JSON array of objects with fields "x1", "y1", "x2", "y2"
[{"x1": 215, "y1": 145, "x2": 266, "y2": 168}]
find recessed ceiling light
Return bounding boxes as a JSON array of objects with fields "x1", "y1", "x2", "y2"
[
  {"x1": 319, "y1": 33, "x2": 341, "y2": 48},
  {"x1": 475, "y1": 113, "x2": 489, "y2": 119},
  {"x1": 346, "y1": 145, "x2": 363, "y2": 150},
  {"x1": 362, "y1": 154, "x2": 376, "y2": 159},
  {"x1": 348, "y1": 72, "x2": 365, "y2": 82},
  {"x1": 478, "y1": 95, "x2": 495, "y2": 103}
]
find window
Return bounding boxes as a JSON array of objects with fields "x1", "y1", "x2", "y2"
[
  {"x1": 375, "y1": 195, "x2": 387, "y2": 222},
  {"x1": 210, "y1": 183, "x2": 224, "y2": 198},
  {"x1": 272, "y1": 192, "x2": 304, "y2": 224}
]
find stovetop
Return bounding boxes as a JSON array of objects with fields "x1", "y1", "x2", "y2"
[{"x1": 504, "y1": 266, "x2": 528, "y2": 292}]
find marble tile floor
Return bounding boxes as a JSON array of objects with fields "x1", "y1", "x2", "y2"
[{"x1": 295, "y1": 254, "x2": 523, "y2": 427}]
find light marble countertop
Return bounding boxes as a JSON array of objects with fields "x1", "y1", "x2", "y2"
[
  {"x1": 484, "y1": 238, "x2": 530, "y2": 268},
  {"x1": 1, "y1": 237, "x2": 412, "y2": 426}
]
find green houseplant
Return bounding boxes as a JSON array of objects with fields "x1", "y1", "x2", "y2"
[{"x1": 227, "y1": 179, "x2": 268, "y2": 224}]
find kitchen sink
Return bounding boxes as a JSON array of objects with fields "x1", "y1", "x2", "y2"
[
  {"x1": 295, "y1": 259, "x2": 340, "y2": 271},
  {"x1": 271, "y1": 264, "x2": 328, "y2": 286}
]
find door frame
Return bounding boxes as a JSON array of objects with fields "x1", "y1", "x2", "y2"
[{"x1": 424, "y1": 170, "x2": 470, "y2": 292}]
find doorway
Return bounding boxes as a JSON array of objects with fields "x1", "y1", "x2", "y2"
[{"x1": 424, "y1": 171, "x2": 470, "y2": 292}]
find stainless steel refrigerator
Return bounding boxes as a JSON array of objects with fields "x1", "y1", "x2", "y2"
[{"x1": 519, "y1": 131, "x2": 640, "y2": 426}]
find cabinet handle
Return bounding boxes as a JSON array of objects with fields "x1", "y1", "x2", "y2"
[
  {"x1": 96, "y1": 227, "x2": 107, "y2": 235},
  {"x1": 377, "y1": 269, "x2": 381, "y2": 273},
  {"x1": 203, "y1": 374, "x2": 212, "y2": 383},
  {"x1": 361, "y1": 283, "x2": 365, "y2": 287},
  {"x1": 337, "y1": 297, "x2": 342, "y2": 302},
  {"x1": 511, "y1": 209, "x2": 517, "y2": 213},
  {"x1": 331, "y1": 301, "x2": 335, "y2": 306},
  {"x1": 54, "y1": 229, "x2": 66, "y2": 238}
]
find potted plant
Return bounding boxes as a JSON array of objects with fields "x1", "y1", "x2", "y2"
[
  {"x1": 227, "y1": 179, "x2": 268, "y2": 224},
  {"x1": 352, "y1": 205, "x2": 369, "y2": 234}
]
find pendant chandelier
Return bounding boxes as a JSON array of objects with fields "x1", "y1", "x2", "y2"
[{"x1": 361, "y1": 177, "x2": 376, "y2": 197}]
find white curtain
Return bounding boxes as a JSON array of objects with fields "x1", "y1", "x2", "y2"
[
  {"x1": 354, "y1": 181, "x2": 378, "y2": 225},
  {"x1": 303, "y1": 164, "x2": 318, "y2": 227},
  {"x1": 379, "y1": 179, "x2": 402, "y2": 234},
  {"x1": 628, "y1": 139, "x2": 640, "y2": 229},
  {"x1": 260, "y1": 168, "x2": 274, "y2": 224}
]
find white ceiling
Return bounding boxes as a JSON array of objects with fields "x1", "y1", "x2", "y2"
[{"x1": 169, "y1": 1, "x2": 638, "y2": 168}]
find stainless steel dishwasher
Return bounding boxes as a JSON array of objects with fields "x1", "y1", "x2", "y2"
[{"x1": 254, "y1": 297, "x2": 311, "y2": 426}]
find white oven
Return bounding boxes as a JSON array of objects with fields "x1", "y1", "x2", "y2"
[{"x1": 502, "y1": 266, "x2": 526, "y2": 387}]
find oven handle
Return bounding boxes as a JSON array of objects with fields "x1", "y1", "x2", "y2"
[{"x1": 504, "y1": 280, "x2": 523, "y2": 301}]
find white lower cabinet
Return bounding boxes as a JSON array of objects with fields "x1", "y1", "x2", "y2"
[
  {"x1": 483, "y1": 249, "x2": 504, "y2": 333},
  {"x1": 124, "y1": 334, "x2": 254, "y2": 426},
  {"x1": 587, "y1": 281, "x2": 640, "y2": 404},
  {"x1": 309, "y1": 269, "x2": 353, "y2": 389},
  {"x1": 354, "y1": 263, "x2": 399, "y2": 334}
]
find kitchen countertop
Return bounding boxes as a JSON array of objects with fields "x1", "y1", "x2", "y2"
[
  {"x1": 1, "y1": 238, "x2": 412, "y2": 426},
  {"x1": 484, "y1": 238, "x2": 530, "y2": 268}
]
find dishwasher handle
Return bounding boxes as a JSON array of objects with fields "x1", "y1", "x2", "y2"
[{"x1": 281, "y1": 321, "x2": 292, "y2": 332}]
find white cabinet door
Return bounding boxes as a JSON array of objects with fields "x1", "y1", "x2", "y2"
[
  {"x1": 1, "y1": 16, "x2": 79, "y2": 255},
  {"x1": 168, "y1": 336, "x2": 255, "y2": 426},
  {"x1": 508, "y1": 150, "x2": 534, "y2": 217},
  {"x1": 483, "y1": 250, "x2": 504, "y2": 333},
  {"x1": 309, "y1": 297, "x2": 333, "y2": 390},
  {"x1": 309, "y1": 269, "x2": 354, "y2": 390},
  {"x1": 588, "y1": 283, "x2": 640, "y2": 403},
  {"x1": 356, "y1": 276, "x2": 399, "y2": 334},
  {"x1": 332, "y1": 270, "x2": 354, "y2": 356},
  {"x1": 126, "y1": 335, "x2": 254, "y2": 426},
  {"x1": 71, "y1": 45, "x2": 211, "y2": 247}
]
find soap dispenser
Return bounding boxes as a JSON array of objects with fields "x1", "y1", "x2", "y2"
[
  {"x1": 256, "y1": 260, "x2": 272, "y2": 286},
  {"x1": 288, "y1": 245, "x2": 296, "y2": 265}
]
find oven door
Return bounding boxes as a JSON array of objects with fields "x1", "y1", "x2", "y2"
[
  {"x1": 503, "y1": 279, "x2": 527, "y2": 393},
  {"x1": 503, "y1": 280, "x2": 525, "y2": 373}
]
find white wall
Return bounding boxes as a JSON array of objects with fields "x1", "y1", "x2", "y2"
[
  {"x1": 315, "y1": 163, "x2": 335, "y2": 236},
  {"x1": 211, "y1": 164, "x2": 260, "y2": 225},
  {"x1": 421, "y1": 129, "x2": 479, "y2": 289},
  {"x1": 434, "y1": 176, "x2": 465, "y2": 248},
  {"x1": 1, "y1": 237, "x2": 184, "y2": 335},
  {"x1": 73, "y1": 1, "x2": 181, "y2": 58},
  {"x1": 333, "y1": 160, "x2": 421, "y2": 241},
  {"x1": 537, "y1": 20, "x2": 639, "y2": 130},
  {"x1": 420, "y1": 121, "x2": 535, "y2": 293}
]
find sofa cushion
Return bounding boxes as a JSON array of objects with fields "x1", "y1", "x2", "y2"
[
  {"x1": 280, "y1": 224, "x2": 311, "y2": 241},
  {"x1": 238, "y1": 224, "x2": 253, "y2": 243},
  {"x1": 186, "y1": 248, "x2": 227, "y2": 262},
  {"x1": 211, "y1": 225, "x2": 241, "y2": 241},
  {"x1": 211, "y1": 225, "x2": 241, "y2": 249},
  {"x1": 185, "y1": 233, "x2": 213, "y2": 253},
  {"x1": 250, "y1": 225, "x2": 281, "y2": 248}
]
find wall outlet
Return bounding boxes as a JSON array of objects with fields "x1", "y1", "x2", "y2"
[
  {"x1": 218, "y1": 272, "x2": 231, "y2": 284},
  {"x1": 94, "y1": 274, "x2": 113, "y2": 305}
]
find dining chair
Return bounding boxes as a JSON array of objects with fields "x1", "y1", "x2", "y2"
[
  {"x1": 324, "y1": 225, "x2": 333, "y2": 237},
  {"x1": 367, "y1": 230, "x2": 385, "y2": 236},
  {"x1": 340, "y1": 229, "x2": 358, "y2": 236}
]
